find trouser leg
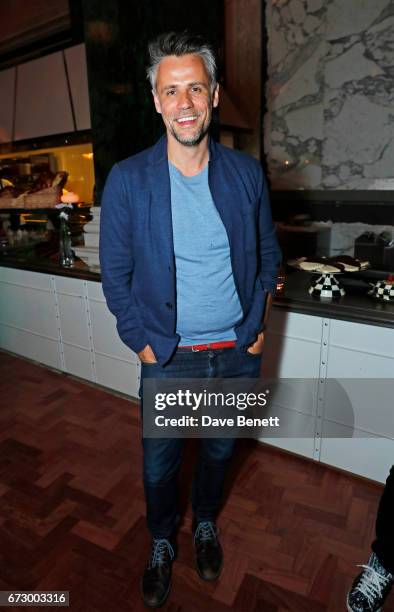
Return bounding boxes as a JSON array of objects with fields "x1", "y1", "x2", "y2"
[
  {"x1": 372, "y1": 465, "x2": 394, "y2": 574},
  {"x1": 191, "y1": 437, "x2": 237, "y2": 522},
  {"x1": 139, "y1": 352, "x2": 209, "y2": 538},
  {"x1": 142, "y1": 436, "x2": 185, "y2": 538},
  {"x1": 191, "y1": 346, "x2": 262, "y2": 522}
]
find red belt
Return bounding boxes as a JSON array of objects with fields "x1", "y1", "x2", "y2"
[{"x1": 178, "y1": 340, "x2": 236, "y2": 352}]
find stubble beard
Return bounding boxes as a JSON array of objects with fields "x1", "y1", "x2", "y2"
[{"x1": 169, "y1": 108, "x2": 212, "y2": 147}]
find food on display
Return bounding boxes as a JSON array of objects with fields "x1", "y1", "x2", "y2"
[
  {"x1": 0, "y1": 171, "x2": 69, "y2": 209},
  {"x1": 294, "y1": 255, "x2": 369, "y2": 273}
]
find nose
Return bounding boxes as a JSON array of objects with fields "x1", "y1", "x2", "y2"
[{"x1": 177, "y1": 90, "x2": 192, "y2": 110}]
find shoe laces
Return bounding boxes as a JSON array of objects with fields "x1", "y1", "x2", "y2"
[
  {"x1": 149, "y1": 538, "x2": 174, "y2": 568},
  {"x1": 354, "y1": 563, "x2": 392, "y2": 604},
  {"x1": 194, "y1": 521, "x2": 217, "y2": 543}
]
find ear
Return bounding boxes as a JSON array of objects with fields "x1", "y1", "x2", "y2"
[
  {"x1": 152, "y1": 89, "x2": 162, "y2": 115},
  {"x1": 212, "y1": 83, "x2": 219, "y2": 108}
]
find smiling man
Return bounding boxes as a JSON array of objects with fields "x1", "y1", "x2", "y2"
[
  {"x1": 99, "y1": 31, "x2": 281, "y2": 608},
  {"x1": 152, "y1": 53, "x2": 217, "y2": 147}
]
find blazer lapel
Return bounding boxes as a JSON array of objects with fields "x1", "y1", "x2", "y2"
[
  {"x1": 208, "y1": 152, "x2": 239, "y2": 247},
  {"x1": 147, "y1": 138, "x2": 175, "y2": 269}
]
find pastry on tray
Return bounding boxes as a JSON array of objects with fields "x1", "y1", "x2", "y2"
[
  {"x1": 297, "y1": 257, "x2": 343, "y2": 273},
  {"x1": 331, "y1": 255, "x2": 369, "y2": 271},
  {"x1": 297, "y1": 257, "x2": 328, "y2": 271},
  {"x1": 294, "y1": 255, "x2": 369, "y2": 273},
  {"x1": 318, "y1": 263, "x2": 346, "y2": 273}
]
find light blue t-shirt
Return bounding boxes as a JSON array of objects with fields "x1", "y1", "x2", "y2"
[{"x1": 169, "y1": 161, "x2": 243, "y2": 345}]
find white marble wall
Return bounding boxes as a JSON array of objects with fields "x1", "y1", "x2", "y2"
[
  {"x1": 265, "y1": 0, "x2": 394, "y2": 190},
  {"x1": 314, "y1": 221, "x2": 394, "y2": 256}
]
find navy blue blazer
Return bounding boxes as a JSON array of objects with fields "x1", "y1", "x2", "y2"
[{"x1": 99, "y1": 135, "x2": 282, "y2": 365}]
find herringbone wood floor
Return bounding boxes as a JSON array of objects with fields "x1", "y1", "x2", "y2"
[{"x1": 0, "y1": 350, "x2": 393, "y2": 612}]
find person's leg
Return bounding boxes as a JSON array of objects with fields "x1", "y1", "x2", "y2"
[
  {"x1": 142, "y1": 435, "x2": 185, "y2": 538},
  {"x1": 140, "y1": 353, "x2": 210, "y2": 607},
  {"x1": 191, "y1": 437, "x2": 236, "y2": 523},
  {"x1": 191, "y1": 347, "x2": 262, "y2": 521},
  {"x1": 191, "y1": 347, "x2": 262, "y2": 581},
  {"x1": 372, "y1": 465, "x2": 394, "y2": 574},
  {"x1": 140, "y1": 351, "x2": 211, "y2": 538},
  {"x1": 347, "y1": 466, "x2": 394, "y2": 612}
]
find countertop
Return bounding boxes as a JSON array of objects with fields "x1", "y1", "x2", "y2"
[
  {"x1": 274, "y1": 268, "x2": 394, "y2": 328},
  {"x1": 1, "y1": 252, "x2": 393, "y2": 329},
  {"x1": 0, "y1": 250, "x2": 100, "y2": 282}
]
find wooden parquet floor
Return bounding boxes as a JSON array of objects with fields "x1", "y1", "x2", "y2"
[{"x1": 0, "y1": 350, "x2": 393, "y2": 612}]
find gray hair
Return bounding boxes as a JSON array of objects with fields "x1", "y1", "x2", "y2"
[{"x1": 147, "y1": 31, "x2": 217, "y2": 93}]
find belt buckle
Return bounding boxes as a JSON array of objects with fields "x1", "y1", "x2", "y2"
[{"x1": 192, "y1": 343, "x2": 211, "y2": 352}]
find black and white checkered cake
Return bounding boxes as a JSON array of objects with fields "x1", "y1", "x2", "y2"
[
  {"x1": 368, "y1": 281, "x2": 394, "y2": 302},
  {"x1": 309, "y1": 273, "x2": 345, "y2": 299}
]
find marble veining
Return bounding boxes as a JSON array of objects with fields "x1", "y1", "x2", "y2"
[
  {"x1": 265, "y1": 0, "x2": 394, "y2": 190},
  {"x1": 316, "y1": 221, "x2": 394, "y2": 258}
]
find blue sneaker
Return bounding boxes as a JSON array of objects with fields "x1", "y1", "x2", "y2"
[{"x1": 347, "y1": 553, "x2": 393, "y2": 611}]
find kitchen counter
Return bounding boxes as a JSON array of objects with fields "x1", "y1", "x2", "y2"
[
  {"x1": 275, "y1": 268, "x2": 394, "y2": 328},
  {"x1": 0, "y1": 251, "x2": 100, "y2": 282},
  {"x1": 1, "y1": 253, "x2": 393, "y2": 328}
]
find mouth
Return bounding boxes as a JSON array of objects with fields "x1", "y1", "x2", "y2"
[{"x1": 175, "y1": 115, "x2": 199, "y2": 127}]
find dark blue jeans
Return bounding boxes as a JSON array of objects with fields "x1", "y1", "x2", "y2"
[
  {"x1": 139, "y1": 347, "x2": 262, "y2": 538},
  {"x1": 372, "y1": 465, "x2": 394, "y2": 574}
]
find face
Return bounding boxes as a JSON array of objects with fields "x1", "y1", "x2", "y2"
[{"x1": 152, "y1": 54, "x2": 219, "y2": 147}]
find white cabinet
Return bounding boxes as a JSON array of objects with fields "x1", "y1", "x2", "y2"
[
  {"x1": 320, "y1": 318, "x2": 394, "y2": 483},
  {"x1": 0, "y1": 267, "x2": 140, "y2": 399},
  {"x1": 54, "y1": 276, "x2": 94, "y2": 382},
  {"x1": 0, "y1": 267, "x2": 61, "y2": 369},
  {"x1": 87, "y1": 282, "x2": 140, "y2": 398},
  {"x1": 261, "y1": 309, "x2": 394, "y2": 483},
  {"x1": 260, "y1": 311, "x2": 322, "y2": 460}
]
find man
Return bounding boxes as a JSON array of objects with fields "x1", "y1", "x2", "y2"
[
  {"x1": 100, "y1": 31, "x2": 281, "y2": 608},
  {"x1": 347, "y1": 466, "x2": 394, "y2": 611}
]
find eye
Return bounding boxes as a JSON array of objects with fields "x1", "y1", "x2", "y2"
[
  {"x1": 191, "y1": 86, "x2": 202, "y2": 93},
  {"x1": 166, "y1": 89, "x2": 176, "y2": 96}
]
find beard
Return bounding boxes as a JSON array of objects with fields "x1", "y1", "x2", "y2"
[{"x1": 168, "y1": 109, "x2": 212, "y2": 147}]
